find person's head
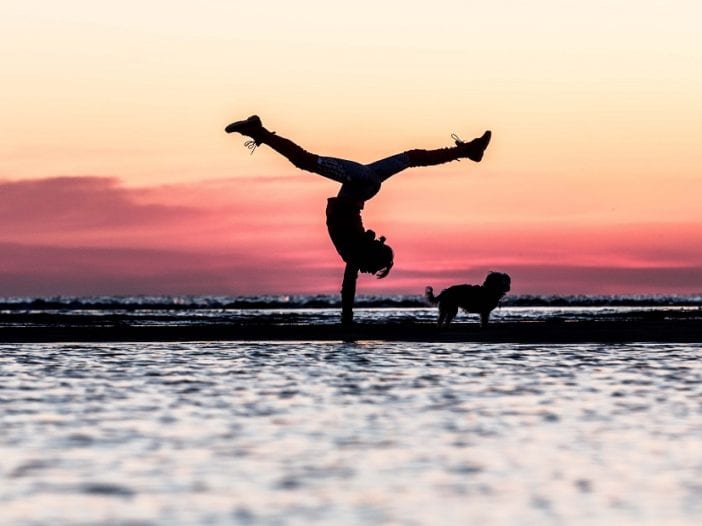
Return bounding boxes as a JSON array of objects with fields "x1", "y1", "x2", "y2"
[{"x1": 357, "y1": 234, "x2": 394, "y2": 279}]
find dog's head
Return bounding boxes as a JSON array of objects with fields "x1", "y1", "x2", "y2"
[{"x1": 483, "y1": 272, "x2": 511, "y2": 296}]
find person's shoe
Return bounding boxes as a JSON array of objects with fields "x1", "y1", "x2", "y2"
[
  {"x1": 225, "y1": 115, "x2": 265, "y2": 153},
  {"x1": 454, "y1": 130, "x2": 491, "y2": 162},
  {"x1": 225, "y1": 115, "x2": 263, "y2": 136}
]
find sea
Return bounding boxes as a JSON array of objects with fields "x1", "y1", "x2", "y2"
[{"x1": 2, "y1": 295, "x2": 702, "y2": 525}]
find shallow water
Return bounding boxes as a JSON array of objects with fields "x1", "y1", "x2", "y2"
[
  {"x1": 3, "y1": 305, "x2": 701, "y2": 329},
  {"x1": 3, "y1": 293, "x2": 701, "y2": 329},
  {"x1": 2, "y1": 341, "x2": 702, "y2": 525}
]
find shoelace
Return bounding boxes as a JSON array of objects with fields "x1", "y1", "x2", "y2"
[
  {"x1": 243, "y1": 131, "x2": 273, "y2": 154},
  {"x1": 244, "y1": 139, "x2": 259, "y2": 154},
  {"x1": 451, "y1": 133, "x2": 464, "y2": 161}
]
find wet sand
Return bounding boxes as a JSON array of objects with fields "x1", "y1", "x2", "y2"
[{"x1": 1, "y1": 311, "x2": 701, "y2": 343}]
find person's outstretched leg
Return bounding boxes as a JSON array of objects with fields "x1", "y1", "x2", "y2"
[
  {"x1": 225, "y1": 115, "x2": 318, "y2": 172},
  {"x1": 364, "y1": 130, "x2": 492, "y2": 184},
  {"x1": 226, "y1": 116, "x2": 491, "y2": 200},
  {"x1": 226, "y1": 115, "x2": 381, "y2": 199},
  {"x1": 405, "y1": 131, "x2": 491, "y2": 168}
]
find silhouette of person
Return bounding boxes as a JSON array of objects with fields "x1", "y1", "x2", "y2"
[{"x1": 225, "y1": 115, "x2": 491, "y2": 325}]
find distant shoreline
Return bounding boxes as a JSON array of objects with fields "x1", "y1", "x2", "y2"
[
  {"x1": 2, "y1": 293, "x2": 702, "y2": 311},
  {"x1": 2, "y1": 315, "x2": 701, "y2": 343}
]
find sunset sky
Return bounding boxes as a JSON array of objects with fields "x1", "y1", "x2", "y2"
[{"x1": 2, "y1": 1, "x2": 701, "y2": 296}]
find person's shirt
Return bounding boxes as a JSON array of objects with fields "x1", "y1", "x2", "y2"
[{"x1": 325, "y1": 196, "x2": 367, "y2": 266}]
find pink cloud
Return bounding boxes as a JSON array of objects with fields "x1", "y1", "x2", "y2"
[
  {"x1": 0, "y1": 176, "x2": 196, "y2": 232},
  {"x1": 1, "y1": 175, "x2": 701, "y2": 296},
  {"x1": 0, "y1": 175, "x2": 342, "y2": 295}
]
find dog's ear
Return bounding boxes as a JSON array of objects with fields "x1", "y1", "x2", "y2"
[{"x1": 498, "y1": 273, "x2": 511, "y2": 293}]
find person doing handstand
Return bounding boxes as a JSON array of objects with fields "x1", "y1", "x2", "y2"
[{"x1": 225, "y1": 115, "x2": 491, "y2": 326}]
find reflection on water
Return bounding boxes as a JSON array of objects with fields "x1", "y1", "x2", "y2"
[{"x1": 2, "y1": 342, "x2": 702, "y2": 525}]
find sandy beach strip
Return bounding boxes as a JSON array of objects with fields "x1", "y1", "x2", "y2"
[{"x1": 1, "y1": 314, "x2": 701, "y2": 343}]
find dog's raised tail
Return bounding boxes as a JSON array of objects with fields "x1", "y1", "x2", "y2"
[{"x1": 425, "y1": 286, "x2": 439, "y2": 305}]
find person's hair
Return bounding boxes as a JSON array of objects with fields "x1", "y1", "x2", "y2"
[{"x1": 357, "y1": 236, "x2": 394, "y2": 279}]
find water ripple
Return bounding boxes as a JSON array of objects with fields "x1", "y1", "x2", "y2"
[{"x1": 1, "y1": 342, "x2": 702, "y2": 525}]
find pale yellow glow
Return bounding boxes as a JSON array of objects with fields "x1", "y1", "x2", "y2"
[{"x1": 2, "y1": 1, "x2": 702, "y2": 294}]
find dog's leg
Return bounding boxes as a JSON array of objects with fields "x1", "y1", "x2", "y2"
[
  {"x1": 438, "y1": 307, "x2": 447, "y2": 327},
  {"x1": 444, "y1": 305, "x2": 458, "y2": 326},
  {"x1": 480, "y1": 311, "x2": 491, "y2": 328}
]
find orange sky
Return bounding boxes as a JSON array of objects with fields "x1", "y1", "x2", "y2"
[{"x1": 2, "y1": 1, "x2": 701, "y2": 296}]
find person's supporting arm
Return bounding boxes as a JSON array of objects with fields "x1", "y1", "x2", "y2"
[{"x1": 341, "y1": 262, "x2": 359, "y2": 326}]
